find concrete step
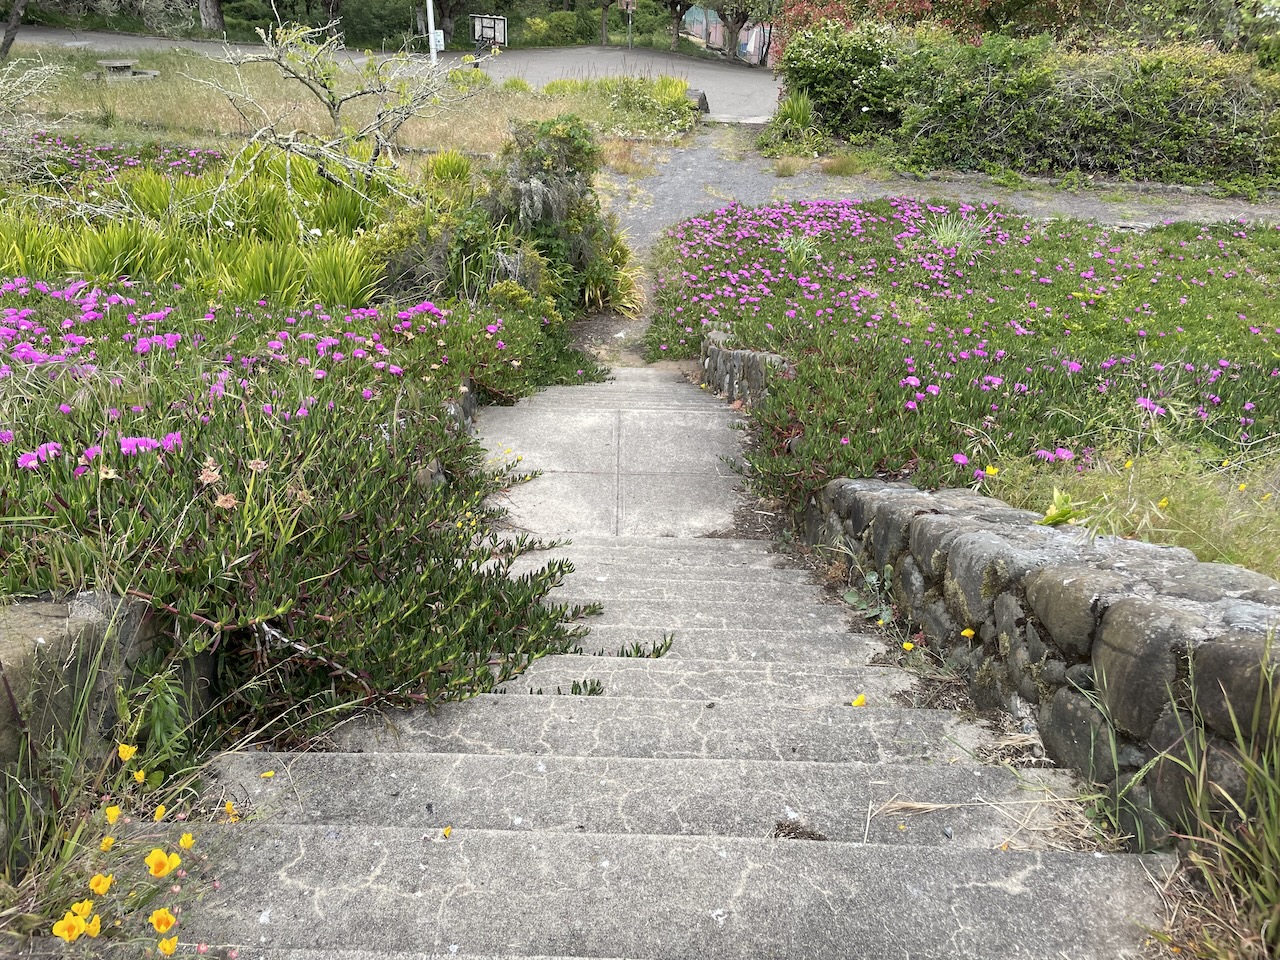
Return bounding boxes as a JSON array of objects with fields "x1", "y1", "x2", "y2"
[
  {"x1": 518, "y1": 394, "x2": 724, "y2": 411},
  {"x1": 566, "y1": 598, "x2": 854, "y2": 632},
  {"x1": 496, "y1": 655, "x2": 910, "y2": 707},
  {"x1": 333, "y1": 694, "x2": 983, "y2": 763},
  {"x1": 187, "y1": 826, "x2": 1166, "y2": 959},
  {"x1": 511, "y1": 555, "x2": 817, "y2": 585},
  {"x1": 548, "y1": 579, "x2": 828, "y2": 604},
  {"x1": 215, "y1": 751, "x2": 1076, "y2": 848},
  {"x1": 605, "y1": 367, "x2": 696, "y2": 383},
  {"x1": 581, "y1": 625, "x2": 880, "y2": 665},
  {"x1": 523, "y1": 534, "x2": 782, "y2": 556}
]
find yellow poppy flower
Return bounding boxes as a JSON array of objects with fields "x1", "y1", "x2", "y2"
[
  {"x1": 52, "y1": 912, "x2": 86, "y2": 943},
  {"x1": 179, "y1": 832, "x2": 195, "y2": 850},
  {"x1": 145, "y1": 848, "x2": 181, "y2": 879},
  {"x1": 117, "y1": 744, "x2": 137, "y2": 762},
  {"x1": 960, "y1": 628, "x2": 976, "y2": 639},
  {"x1": 134, "y1": 770, "x2": 146, "y2": 783},
  {"x1": 153, "y1": 804, "x2": 166, "y2": 822},
  {"x1": 158, "y1": 935, "x2": 179, "y2": 956},
  {"x1": 850, "y1": 694, "x2": 866, "y2": 707},
  {"x1": 85, "y1": 914, "x2": 101, "y2": 938},
  {"x1": 100, "y1": 836, "x2": 116, "y2": 852},
  {"x1": 105, "y1": 805, "x2": 121, "y2": 825},
  {"x1": 149, "y1": 907, "x2": 177, "y2": 934},
  {"x1": 71, "y1": 899, "x2": 94, "y2": 918},
  {"x1": 89, "y1": 873, "x2": 113, "y2": 896},
  {"x1": 902, "y1": 641, "x2": 915, "y2": 651}
]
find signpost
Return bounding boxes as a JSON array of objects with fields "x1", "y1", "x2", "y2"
[
  {"x1": 424, "y1": 0, "x2": 437, "y2": 65},
  {"x1": 623, "y1": 0, "x2": 634, "y2": 49}
]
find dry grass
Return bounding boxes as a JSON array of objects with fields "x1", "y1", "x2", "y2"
[
  {"x1": 599, "y1": 138, "x2": 657, "y2": 176},
  {"x1": 819, "y1": 147, "x2": 893, "y2": 178},
  {"x1": 15, "y1": 44, "x2": 640, "y2": 159},
  {"x1": 772, "y1": 155, "x2": 806, "y2": 178},
  {"x1": 987, "y1": 444, "x2": 1280, "y2": 580}
]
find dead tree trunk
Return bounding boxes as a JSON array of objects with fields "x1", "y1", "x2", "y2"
[
  {"x1": 0, "y1": 0, "x2": 31, "y2": 61},
  {"x1": 601, "y1": 0, "x2": 615, "y2": 44},
  {"x1": 198, "y1": 0, "x2": 225, "y2": 33}
]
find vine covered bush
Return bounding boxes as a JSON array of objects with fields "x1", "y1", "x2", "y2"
[{"x1": 776, "y1": 22, "x2": 1280, "y2": 186}]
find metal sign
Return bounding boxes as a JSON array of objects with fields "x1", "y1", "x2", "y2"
[{"x1": 469, "y1": 14, "x2": 508, "y2": 46}]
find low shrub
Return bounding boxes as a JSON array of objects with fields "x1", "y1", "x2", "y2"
[{"x1": 777, "y1": 22, "x2": 1280, "y2": 187}]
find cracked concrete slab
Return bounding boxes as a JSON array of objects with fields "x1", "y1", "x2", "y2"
[
  {"x1": 214, "y1": 752, "x2": 1077, "y2": 848},
  {"x1": 335, "y1": 694, "x2": 985, "y2": 763},
  {"x1": 188, "y1": 826, "x2": 1170, "y2": 959},
  {"x1": 494, "y1": 655, "x2": 911, "y2": 706}
]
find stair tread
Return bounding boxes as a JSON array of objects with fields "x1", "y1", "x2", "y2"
[
  {"x1": 186, "y1": 826, "x2": 1167, "y2": 960},
  {"x1": 333, "y1": 694, "x2": 987, "y2": 762}
]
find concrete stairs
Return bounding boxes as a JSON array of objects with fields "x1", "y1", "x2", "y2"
[{"x1": 196, "y1": 366, "x2": 1165, "y2": 959}]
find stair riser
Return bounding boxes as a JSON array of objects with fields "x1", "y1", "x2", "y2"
[{"x1": 215, "y1": 752, "x2": 1070, "y2": 848}]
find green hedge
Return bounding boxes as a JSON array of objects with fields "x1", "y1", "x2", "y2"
[{"x1": 778, "y1": 23, "x2": 1280, "y2": 185}]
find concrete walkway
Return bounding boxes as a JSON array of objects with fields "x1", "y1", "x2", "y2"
[
  {"x1": 196, "y1": 365, "x2": 1168, "y2": 958},
  {"x1": 13, "y1": 26, "x2": 780, "y2": 121}
]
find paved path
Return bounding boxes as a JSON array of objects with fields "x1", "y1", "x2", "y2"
[
  {"x1": 600, "y1": 126, "x2": 1280, "y2": 253},
  {"x1": 195, "y1": 366, "x2": 1169, "y2": 958},
  {"x1": 13, "y1": 26, "x2": 779, "y2": 121}
]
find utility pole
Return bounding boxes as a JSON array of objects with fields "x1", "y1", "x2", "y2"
[{"x1": 424, "y1": 0, "x2": 438, "y2": 65}]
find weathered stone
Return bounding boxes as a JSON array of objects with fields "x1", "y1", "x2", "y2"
[
  {"x1": 893, "y1": 555, "x2": 927, "y2": 619},
  {"x1": 994, "y1": 594, "x2": 1025, "y2": 646},
  {"x1": 909, "y1": 513, "x2": 982, "y2": 579},
  {"x1": 1039, "y1": 687, "x2": 1117, "y2": 784},
  {"x1": 1108, "y1": 775, "x2": 1169, "y2": 852},
  {"x1": 926, "y1": 488, "x2": 995, "y2": 511},
  {"x1": 980, "y1": 617, "x2": 998, "y2": 650},
  {"x1": 1149, "y1": 709, "x2": 1250, "y2": 826},
  {"x1": 1065, "y1": 663, "x2": 1094, "y2": 690},
  {"x1": 826, "y1": 478, "x2": 883, "y2": 523},
  {"x1": 0, "y1": 594, "x2": 184, "y2": 769},
  {"x1": 972, "y1": 656, "x2": 1012, "y2": 712},
  {"x1": 970, "y1": 506, "x2": 1045, "y2": 526},
  {"x1": 1007, "y1": 639, "x2": 1040, "y2": 704},
  {"x1": 1161, "y1": 563, "x2": 1280, "y2": 606},
  {"x1": 1025, "y1": 566, "x2": 1135, "y2": 658},
  {"x1": 1041, "y1": 659, "x2": 1068, "y2": 688},
  {"x1": 1026, "y1": 622, "x2": 1047, "y2": 664},
  {"x1": 943, "y1": 532, "x2": 1040, "y2": 627},
  {"x1": 1192, "y1": 632, "x2": 1277, "y2": 741},
  {"x1": 1094, "y1": 598, "x2": 1210, "y2": 740},
  {"x1": 1211, "y1": 599, "x2": 1280, "y2": 634},
  {"x1": 1095, "y1": 539, "x2": 1197, "y2": 579},
  {"x1": 870, "y1": 500, "x2": 937, "y2": 574},
  {"x1": 917, "y1": 594, "x2": 957, "y2": 644}
]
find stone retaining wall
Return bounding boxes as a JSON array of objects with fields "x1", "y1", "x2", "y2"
[
  {"x1": 701, "y1": 330, "x2": 789, "y2": 405},
  {"x1": 806, "y1": 477, "x2": 1279, "y2": 845}
]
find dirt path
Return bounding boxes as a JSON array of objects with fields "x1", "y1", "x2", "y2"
[{"x1": 599, "y1": 125, "x2": 1280, "y2": 254}]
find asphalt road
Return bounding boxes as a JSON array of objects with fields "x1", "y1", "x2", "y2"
[{"x1": 12, "y1": 25, "x2": 780, "y2": 122}]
